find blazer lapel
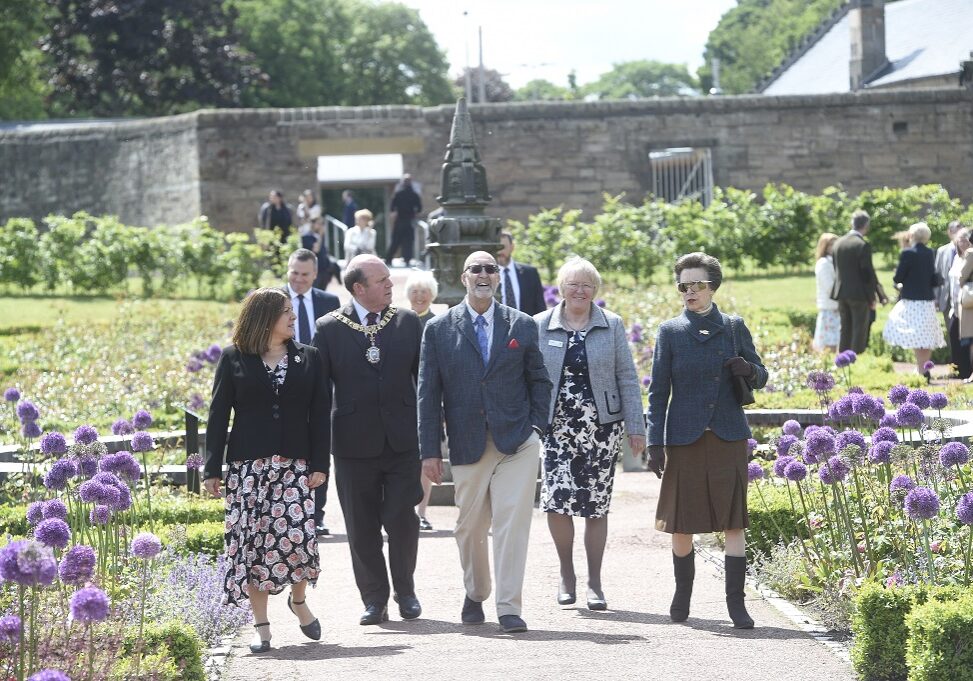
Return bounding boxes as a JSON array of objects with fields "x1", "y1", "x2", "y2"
[
  {"x1": 484, "y1": 305, "x2": 510, "y2": 376},
  {"x1": 339, "y1": 303, "x2": 372, "y2": 358},
  {"x1": 279, "y1": 340, "x2": 303, "y2": 393},
  {"x1": 683, "y1": 307, "x2": 725, "y2": 343},
  {"x1": 453, "y1": 305, "x2": 483, "y2": 358},
  {"x1": 242, "y1": 352, "x2": 276, "y2": 394}
]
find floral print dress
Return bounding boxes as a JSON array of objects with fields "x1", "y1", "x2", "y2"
[
  {"x1": 222, "y1": 355, "x2": 320, "y2": 605},
  {"x1": 541, "y1": 330, "x2": 624, "y2": 518}
]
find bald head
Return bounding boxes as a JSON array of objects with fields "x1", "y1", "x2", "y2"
[
  {"x1": 462, "y1": 251, "x2": 500, "y2": 309},
  {"x1": 464, "y1": 251, "x2": 496, "y2": 269},
  {"x1": 344, "y1": 255, "x2": 393, "y2": 312}
]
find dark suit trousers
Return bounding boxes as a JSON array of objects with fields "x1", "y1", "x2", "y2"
[
  {"x1": 948, "y1": 315, "x2": 973, "y2": 379},
  {"x1": 385, "y1": 223, "x2": 414, "y2": 263},
  {"x1": 334, "y1": 443, "x2": 422, "y2": 606},
  {"x1": 838, "y1": 299, "x2": 871, "y2": 354},
  {"x1": 314, "y1": 465, "x2": 331, "y2": 526}
]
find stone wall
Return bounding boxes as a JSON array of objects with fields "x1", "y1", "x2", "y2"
[{"x1": 1, "y1": 88, "x2": 971, "y2": 231}]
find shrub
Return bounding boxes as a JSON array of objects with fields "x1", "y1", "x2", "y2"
[
  {"x1": 747, "y1": 482, "x2": 803, "y2": 560},
  {"x1": 507, "y1": 206, "x2": 583, "y2": 284},
  {"x1": 120, "y1": 620, "x2": 206, "y2": 681},
  {"x1": 906, "y1": 593, "x2": 973, "y2": 681},
  {"x1": 182, "y1": 520, "x2": 224, "y2": 558},
  {"x1": 0, "y1": 218, "x2": 42, "y2": 290}
]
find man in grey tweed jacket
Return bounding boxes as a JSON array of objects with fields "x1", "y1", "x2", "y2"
[{"x1": 418, "y1": 250, "x2": 552, "y2": 634}]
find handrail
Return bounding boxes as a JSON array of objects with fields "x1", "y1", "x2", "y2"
[{"x1": 325, "y1": 214, "x2": 349, "y2": 259}]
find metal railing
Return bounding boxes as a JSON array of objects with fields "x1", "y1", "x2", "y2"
[{"x1": 324, "y1": 214, "x2": 349, "y2": 261}]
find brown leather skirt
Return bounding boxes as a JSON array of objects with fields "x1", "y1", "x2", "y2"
[{"x1": 654, "y1": 430, "x2": 749, "y2": 534}]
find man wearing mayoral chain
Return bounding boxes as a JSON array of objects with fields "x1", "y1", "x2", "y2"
[{"x1": 313, "y1": 255, "x2": 424, "y2": 625}]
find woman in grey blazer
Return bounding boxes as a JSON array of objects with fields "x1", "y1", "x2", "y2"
[
  {"x1": 646, "y1": 252, "x2": 767, "y2": 630},
  {"x1": 535, "y1": 257, "x2": 645, "y2": 611}
]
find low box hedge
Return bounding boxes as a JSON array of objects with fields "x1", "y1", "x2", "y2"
[
  {"x1": 906, "y1": 593, "x2": 973, "y2": 681},
  {"x1": 116, "y1": 620, "x2": 206, "y2": 681}
]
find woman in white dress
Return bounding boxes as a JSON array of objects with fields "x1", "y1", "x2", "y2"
[
  {"x1": 343, "y1": 208, "x2": 377, "y2": 261},
  {"x1": 882, "y1": 222, "x2": 946, "y2": 381},
  {"x1": 812, "y1": 232, "x2": 840, "y2": 352}
]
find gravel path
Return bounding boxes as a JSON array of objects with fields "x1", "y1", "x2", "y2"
[{"x1": 220, "y1": 469, "x2": 854, "y2": 681}]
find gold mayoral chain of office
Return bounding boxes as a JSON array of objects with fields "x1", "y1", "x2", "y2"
[{"x1": 329, "y1": 306, "x2": 397, "y2": 364}]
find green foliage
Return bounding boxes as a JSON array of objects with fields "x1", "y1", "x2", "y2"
[
  {"x1": 699, "y1": 0, "x2": 846, "y2": 94},
  {"x1": 573, "y1": 195, "x2": 667, "y2": 284},
  {"x1": 582, "y1": 60, "x2": 699, "y2": 99},
  {"x1": 507, "y1": 206, "x2": 583, "y2": 284},
  {"x1": 906, "y1": 594, "x2": 973, "y2": 681},
  {"x1": 453, "y1": 67, "x2": 514, "y2": 103},
  {"x1": 746, "y1": 481, "x2": 803, "y2": 560},
  {"x1": 181, "y1": 521, "x2": 225, "y2": 558},
  {"x1": 514, "y1": 78, "x2": 576, "y2": 102},
  {"x1": 120, "y1": 620, "x2": 206, "y2": 681},
  {"x1": 0, "y1": 218, "x2": 42, "y2": 289},
  {"x1": 0, "y1": 0, "x2": 48, "y2": 120}
]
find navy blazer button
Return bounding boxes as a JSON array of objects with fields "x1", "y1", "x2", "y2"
[
  {"x1": 272, "y1": 404, "x2": 280, "y2": 410},
  {"x1": 272, "y1": 413, "x2": 280, "y2": 420}
]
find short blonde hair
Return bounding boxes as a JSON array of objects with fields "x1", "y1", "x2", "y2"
[
  {"x1": 908, "y1": 222, "x2": 931, "y2": 244},
  {"x1": 405, "y1": 270, "x2": 439, "y2": 300},
  {"x1": 354, "y1": 208, "x2": 373, "y2": 224},
  {"x1": 556, "y1": 257, "x2": 601, "y2": 296},
  {"x1": 815, "y1": 232, "x2": 838, "y2": 261}
]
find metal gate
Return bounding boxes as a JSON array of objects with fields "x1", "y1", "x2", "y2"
[{"x1": 648, "y1": 147, "x2": 714, "y2": 205}]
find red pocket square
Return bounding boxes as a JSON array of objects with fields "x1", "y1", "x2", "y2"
[{"x1": 507, "y1": 338, "x2": 520, "y2": 349}]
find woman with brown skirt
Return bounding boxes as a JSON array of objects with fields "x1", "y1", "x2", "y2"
[{"x1": 645, "y1": 252, "x2": 768, "y2": 629}]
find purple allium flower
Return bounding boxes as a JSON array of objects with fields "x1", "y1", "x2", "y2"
[
  {"x1": 42, "y1": 499, "x2": 68, "y2": 520},
  {"x1": 34, "y1": 518, "x2": 70, "y2": 549},
  {"x1": 906, "y1": 389, "x2": 931, "y2": 410},
  {"x1": 69, "y1": 586, "x2": 110, "y2": 622},
  {"x1": 77, "y1": 480, "x2": 106, "y2": 504},
  {"x1": 888, "y1": 384, "x2": 910, "y2": 406},
  {"x1": 186, "y1": 359, "x2": 204, "y2": 373},
  {"x1": 776, "y1": 434, "x2": 798, "y2": 457},
  {"x1": 21, "y1": 421, "x2": 41, "y2": 439},
  {"x1": 99, "y1": 451, "x2": 140, "y2": 481},
  {"x1": 186, "y1": 453, "x2": 204, "y2": 470},
  {"x1": 819, "y1": 456, "x2": 850, "y2": 484},
  {"x1": 111, "y1": 484, "x2": 132, "y2": 512},
  {"x1": 866, "y1": 396, "x2": 887, "y2": 421},
  {"x1": 869, "y1": 441, "x2": 895, "y2": 464},
  {"x1": 39, "y1": 431, "x2": 67, "y2": 456},
  {"x1": 595, "y1": 299, "x2": 606, "y2": 308},
  {"x1": 957, "y1": 492, "x2": 973, "y2": 525},
  {"x1": 16, "y1": 400, "x2": 39, "y2": 423},
  {"x1": 131, "y1": 532, "x2": 162, "y2": 559},
  {"x1": 773, "y1": 455, "x2": 796, "y2": 478},
  {"x1": 806, "y1": 429, "x2": 837, "y2": 459},
  {"x1": 886, "y1": 572, "x2": 903, "y2": 587},
  {"x1": 834, "y1": 352, "x2": 852, "y2": 368},
  {"x1": 890, "y1": 475, "x2": 916, "y2": 493},
  {"x1": 896, "y1": 403, "x2": 924, "y2": 428},
  {"x1": 904, "y1": 486, "x2": 940, "y2": 520},
  {"x1": 130, "y1": 431, "x2": 154, "y2": 452},
  {"x1": 844, "y1": 350, "x2": 858, "y2": 364},
  {"x1": 848, "y1": 386, "x2": 864, "y2": 395},
  {"x1": 782, "y1": 420, "x2": 802, "y2": 436},
  {"x1": 188, "y1": 393, "x2": 205, "y2": 411},
  {"x1": 747, "y1": 438, "x2": 758, "y2": 455},
  {"x1": 26, "y1": 501, "x2": 44, "y2": 526},
  {"x1": 880, "y1": 414, "x2": 898, "y2": 428},
  {"x1": 836, "y1": 430, "x2": 867, "y2": 454},
  {"x1": 0, "y1": 540, "x2": 57, "y2": 586},
  {"x1": 75, "y1": 454, "x2": 98, "y2": 478},
  {"x1": 849, "y1": 393, "x2": 871, "y2": 416},
  {"x1": 929, "y1": 393, "x2": 948, "y2": 410},
  {"x1": 110, "y1": 418, "x2": 133, "y2": 436},
  {"x1": 747, "y1": 462, "x2": 764, "y2": 482},
  {"x1": 43, "y1": 458, "x2": 77, "y2": 491},
  {"x1": 784, "y1": 460, "x2": 808, "y2": 482},
  {"x1": 0, "y1": 614, "x2": 20, "y2": 644},
  {"x1": 89, "y1": 505, "x2": 111, "y2": 525},
  {"x1": 73, "y1": 425, "x2": 98, "y2": 445},
  {"x1": 3, "y1": 387, "x2": 20, "y2": 402},
  {"x1": 92, "y1": 471, "x2": 122, "y2": 489},
  {"x1": 806, "y1": 371, "x2": 835, "y2": 392},
  {"x1": 872, "y1": 427, "x2": 899, "y2": 444},
  {"x1": 640, "y1": 375, "x2": 651, "y2": 388},
  {"x1": 939, "y1": 442, "x2": 970, "y2": 467},
  {"x1": 58, "y1": 544, "x2": 96, "y2": 584},
  {"x1": 28, "y1": 670, "x2": 71, "y2": 681},
  {"x1": 923, "y1": 360, "x2": 935, "y2": 372},
  {"x1": 132, "y1": 409, "x2": 153, "y2": 429},
  {"x1": 205, "y1": 344, "x2": 223, "y2": 362}
]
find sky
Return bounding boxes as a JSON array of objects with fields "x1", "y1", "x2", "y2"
[{"x1": 402, "y1": 0, "x2": 738, "y2": 89}]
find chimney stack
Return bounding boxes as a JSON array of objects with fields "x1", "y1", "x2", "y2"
[{"x1": 849, "y1": 0, "x2": 887, "y2": 90}]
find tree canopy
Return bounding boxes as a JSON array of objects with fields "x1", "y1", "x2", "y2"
[
  {"x1": 452, "y1": 67, "x2": 514, "y2": 103},
  {"x1": 581, "y1": 60, "x2": 699, "y2": 100}
]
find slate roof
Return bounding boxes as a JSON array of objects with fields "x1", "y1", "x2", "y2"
[{"x1": 760, "y1": 0, "x2": 973, "y2": 94}]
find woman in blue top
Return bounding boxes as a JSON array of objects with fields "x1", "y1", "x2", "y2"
[{"x1": 646, "y1": 252, "x2": 767, "y2": 629}]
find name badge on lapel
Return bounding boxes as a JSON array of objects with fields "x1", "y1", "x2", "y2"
[{"x1": 548, "y1": 340, "x2": 564, "y2": 347}]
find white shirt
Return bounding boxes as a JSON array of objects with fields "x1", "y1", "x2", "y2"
[
  {"x1": 500, "y1": 260, "x2": 521, "y2": 309},
  {"x1": 287, "y1": 284, "x2": 316, "y2": 344},
  {"x1": 815, "y1": 256, "x2": 838, "y2": 311},
  {"x1": 464, "y1": 298, "x2": 495, "y2": 361},
  {"x1": 949, "y1": 255, "x2": 967, "y2": 319},
  {"x1": 352, "y1": 299, "x2": 380, "y2": 325},
  {"x1": 344, "y1": 226, "x2": 376, "y2": 258}
]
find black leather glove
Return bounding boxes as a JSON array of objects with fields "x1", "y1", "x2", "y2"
[
  {"x1": 724, "y1": 356, "x2": 754, "y2": 378},
  {"x1": 647, "y1": 445, "x2": 665, "y2": 479}
]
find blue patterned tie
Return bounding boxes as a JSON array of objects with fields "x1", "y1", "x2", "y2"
[
  {"x1": 474, "y1": 314, "x2": 489, "y2": 365},
  {"x1": 297, "y1": 294, "x2": 311, "y2": 344}
]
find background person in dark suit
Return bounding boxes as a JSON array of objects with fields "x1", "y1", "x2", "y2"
[
  {"x1": 203, "y1": 288, "x2": 329, "y2": 653},
  {"x1": 386, "y1": 174, "x2": 422, "y2": 265},
  {"x1": 313, "y1": 255, "x2": 424, "y2": 626},
  {"x1": 497, "y1": 231, "x2": 546, "y2": 316},
  {"x1": 831, "y1": 209, "x2": 888, "y2": 353},
  {"x1": 283, "y1": 248, "x2": 340, "y2": 535},
  {"x1": 418, "y1": 251, "x2": 552, "y2": 634}
]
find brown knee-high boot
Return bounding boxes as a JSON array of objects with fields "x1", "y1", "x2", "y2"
[
  {"x1": 670, "y1": 550, "x2": 695, "y2": 622},
  {"x1": 725, "y1": 555, "x2": 754, "y2": 629}
]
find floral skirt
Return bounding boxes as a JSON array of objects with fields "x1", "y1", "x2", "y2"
[
  {"x1": 222, "y1": 456, "x2": 319, "y2": 605},
  {"x1": 813, "y1": 309, "x2": 840, "y2": 351}
]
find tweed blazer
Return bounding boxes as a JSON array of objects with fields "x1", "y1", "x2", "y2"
[
  {"x1": 534, "y1": 303, "x2": 645, "y2": 435},
  {"x1": 417, "y1": 301, "x2": 552, "y2": 466},
  {"x1": 831, "y1": 231, "x2": 880, "y2": 302},
  {"x1": 646, "y1": 304, "x2": 768, "y2": 447}
]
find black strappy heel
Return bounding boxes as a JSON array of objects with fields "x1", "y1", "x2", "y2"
[
  {"x1": 250, "y1": 622, "x2": 271, "y2": 653},
  {"x1": 288, "y1": 594, "x2": 322, "y2": 641}
]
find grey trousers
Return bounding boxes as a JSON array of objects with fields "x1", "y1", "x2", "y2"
[{"x1": 838, "y1": 298, "x2": 871, "y2": 354}]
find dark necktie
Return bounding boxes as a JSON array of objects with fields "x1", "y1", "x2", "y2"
[
  {"x1": 366, "y1": 312, "x2": 381, "y2": 348},
  {"x1": 504, "y1": 266, "x2": 517, "y2": 309},
  {"x1": 474, "y1": 315, "x2": 489, "y2": 365},
  {"x1": 297, "y1": 293, "x2": 311, "y2": 344}
]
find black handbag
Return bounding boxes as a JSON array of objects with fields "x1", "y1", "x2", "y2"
[{"x1": 726, "y1": 315, "x2": 755, "y2": 406}]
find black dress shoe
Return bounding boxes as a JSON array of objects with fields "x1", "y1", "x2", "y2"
[
  {"x1": 461, "y1": 597, "x2": 485, "y2": 625},
  {"x1": 315, "y1": 522, "x2": 330, "y2": 536},
  {"x1": 394, "y1": 593, "x2": 422, "y2": 620},
  {"x1": 498, "y1": 614, "x2": 527, "y2": 633},
  {"x1": 557, "y1": 591, "x2": 576, "y2": 605},
  {"x1": 288, "y1": 595, "x2": 321, "y2": 640},
  {"x1": 586, "y1": 588, "x2": 607, "y2": 611},
  {"x1": 249, "y1": 622, "x2": 271, "y2": 653},
  {"x1": 359, "y1": 604, "x2": 389, "y2": 626}
]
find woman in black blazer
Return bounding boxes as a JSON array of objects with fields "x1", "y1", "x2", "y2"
[
  {"x1": 882, "y1": 222, "x2": 946, "y2": 381},
  {"x1": 203, "y1": 287, "x2": 329, "y2": 653}
]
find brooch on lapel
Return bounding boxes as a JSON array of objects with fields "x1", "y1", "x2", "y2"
[
  {"x1": 699, "y1": 330, "x2": 710, "y2": 336},
  {"x1": 508, "y1": 338, "x2": 520, "y2": 349},
  {"x1": 293, "y1": 355, "x2": 302, "y2": 363}
]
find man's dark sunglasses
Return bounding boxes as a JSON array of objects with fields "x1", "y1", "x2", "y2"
[{"x1": 466, "y1": 264, "x2": 500, "y2": 274}]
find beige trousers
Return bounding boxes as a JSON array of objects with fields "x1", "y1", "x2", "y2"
[{"x1": 451, "y1": 431, "x2": 539, "y2": 617}]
